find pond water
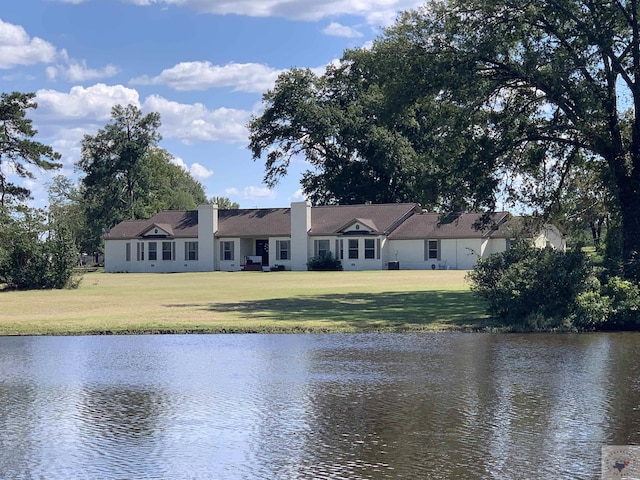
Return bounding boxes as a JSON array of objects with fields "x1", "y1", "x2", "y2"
[{"x1": 0, "y1": 333, "x2": 638, "y2": 479}]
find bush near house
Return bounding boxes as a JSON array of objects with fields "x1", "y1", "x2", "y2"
[{"x1": 307, "y1": 252, "x2": 343, "y2": 271}]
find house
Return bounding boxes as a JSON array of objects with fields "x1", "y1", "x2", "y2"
[{"x1": 103, "y1": 201, "x2": 566, "y2": 273}]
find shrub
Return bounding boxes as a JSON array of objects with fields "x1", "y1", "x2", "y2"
[
  {"x1": 467, "y1": 241, "x2": 596, "y2": 330},
  {"x1": 307, "y1": 252, "x2": 343, "y2": 271},
  {"x1": 601, "y1": 276, "x2": 640, "y2": 329}
]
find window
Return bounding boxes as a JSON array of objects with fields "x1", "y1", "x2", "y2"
[
  {"x1": 335, "y1": 239, "x2": 344, "y2": 260},
  {"x1": 348, "y1": 239, "x2": 359, "y2": 259},
  {"x1": 162, "y1": 241, "x2": 174, "y2": 260},
  {"x1": 424, "y1": 240, "x2": 440, "y2": 261},
  {"x1": 276, "y1": 240, "x2": 290, "y2": 260},
  {"x1": 136, "y1": 242, "x2": 144, "y2": 261},
  {"x1": 185, "y1": 242, "x2": 198, "y2": 261},
  {"x1": 125, "y1": 243, "x2": 131, "y2": 262},
  {"x1": 364, "y1": 239, "x2": 376, "y2": 259},
  {"x1": 221, "y1": 241, "x2": 234, "y2": 261},
  {"x1": 148, "y1": 242, "x2": 157, "y2": 261},
  {"x1": 314, "y1": 239, "x2": 330, "y2": 257}
]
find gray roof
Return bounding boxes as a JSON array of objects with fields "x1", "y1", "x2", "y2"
[
  {"x1": 103, "y1": 211, "x2": 198, "y2": 239},
  {"x1": 104, "y1": 204, "x2": 542, "y2": 242},
  {"x1": 310, "y1": 203, "x2": 420, "y2": 236},
  {"x1": 104, "y1": 208, "x2": 291, "y2": 240},
  {"x1": 388, "y1": 212, "x2": 512, "y2": 240},
  {"x1": 216, "y1": 208, "x2": 291, "y2": 237}
]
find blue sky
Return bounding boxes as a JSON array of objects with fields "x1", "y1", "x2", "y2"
[{"x1": 1, "y1": 0, "x2": 425, "y2": 209}]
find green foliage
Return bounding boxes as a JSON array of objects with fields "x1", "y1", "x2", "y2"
[
  {"x1": 0, "y1": 206, "x2": 81, "y2": 290},
  {"x1": 77, "y1": 106, "x2": 206, "y2": 253},
  {"x1": 211, "y1": 196, "x2": 239, "y2": 209},
  {"x1": 467, "y1": 242, "x2": 595, "y2": 330},
  {"x1": 0, "y1": 92, "x2": 61, "y2": 206},
  {"x1": 251, "y1": 0, "x2": 640, "y2": 280},
  {"x1": 306, "y1": 252, "x2": 343, "y2": 271},
  {"x1": 600, "y1": 277, "x2": 640, "y2": 329}
]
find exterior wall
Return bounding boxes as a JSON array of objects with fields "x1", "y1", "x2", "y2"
[
  {"x1": 337, "y1": 236, "x2": 384, "y2": 271},
  {"x1": 269, "y1": 237, "x2": 293, "y2": 270},
  {"x1": 104, "y1": 240, "x2": 128, "y2": 273},
  {"x1": 216, "y1": 237, "x2": 240, "y2": 271},
  {"x1": 197, "y1": 204, "x2": 216, "y2": 271},
  {"x1": 387, "y1": 238, "x2": 499, "y2": 270},
  {"x1": 483, "y1": 238, "x2": 508, "y2": 257},
  {"x1": 532, "y1": 224, "x2": 566, "y2": 251},
  {"x1": 290, "y1": 201, "x2": 311, "y2": 271},
  {"x1": 104, "y1": 238, "x2": 202, "y2": 273}
]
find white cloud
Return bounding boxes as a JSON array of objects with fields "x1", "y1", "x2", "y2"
[
  {"x1": 190, "y1": 162, "x2": 214, "y2": 179},
  {"x1": 119, "y1": 0, "x2": 422, "y2": 26},
  {"x1": 225, "y1": 186, "x2": 276, "y2": 201},
  {"x1": 0, "y1": 18, "x2": 57, "y2": 69},
  {"x1": 47, "y1": 51, "x2": 120, "y2": 82},
  {"x1": 322, "y1": 22, "x2": 363, "y2": 38},
  {"x1": 131, "y1": 61, "x2": 282, "y2": 93},
  {"x1": 289, "y1": 189, "x2": 307, "y2": 201},
  {"x1": 171, "y1": 156, "x2": 214, "y2": 179},
  {"x1": 142, "y1": 94, "x2": 250, "y2": 143},
  {"x1": 35, "y1": 84, "x2": 141, "y2": 121}
]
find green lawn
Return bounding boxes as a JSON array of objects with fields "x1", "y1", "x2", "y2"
[{"x1": 0, "y1": 270, "x2": 493, "y2": 335}]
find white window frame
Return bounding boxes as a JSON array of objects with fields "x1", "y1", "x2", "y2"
[
  {"x1": 221, "y1": 241, "x2": 235, "y2": 261},
  {"x1": 276, "y1": 240, "x2": 290, "y2": 260},
  {"x1": 185, "y1": 241, "x2": 198, "y2": 261},
  {"x1": 348, "y1": 239, "x2": 359, "y2": 259},
  {"x1": 314, "y1": 239, "x2": 330, "y2": 257},
  {"x1": 364, "y1": 238, "x2": 376, "y2": 259},
  {"x1": 424, "y1": 239, "x2": 441, "y2": 261},
  {"x1": 148, "y1": 241, "x2": 158, "y2": 261}
]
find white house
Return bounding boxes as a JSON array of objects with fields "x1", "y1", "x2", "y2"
[{"x1": 103, "y1": 201, "x2": 566, "y2": 273}]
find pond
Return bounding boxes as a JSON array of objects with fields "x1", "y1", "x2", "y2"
[{"x1": 0, "y1": 333, "x2": 637, "y2": 479}]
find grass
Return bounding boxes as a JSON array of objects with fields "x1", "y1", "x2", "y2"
[{"x1": 0, "y1": 270, "x2": 495, "y2": 335}]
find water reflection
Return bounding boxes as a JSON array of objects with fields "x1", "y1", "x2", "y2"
[{"x1": 0, "y1": 333, "x2": 637, "y2": 479}]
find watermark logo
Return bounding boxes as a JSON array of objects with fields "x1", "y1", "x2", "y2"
[{"x1": 602, "y1": 446, "x2": 640, "y2": 479}]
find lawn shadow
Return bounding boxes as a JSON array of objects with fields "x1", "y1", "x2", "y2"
[{"x1": 197, "y1": 290, "x2": 492, "y2": 331}]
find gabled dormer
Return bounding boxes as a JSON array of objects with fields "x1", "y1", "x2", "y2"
[
  {"x1": 138, "y1": 223, "x2": 174, "y2": 238},
  {"x1": 336, "y1": 218, "x2": 379, "y2": 235}
]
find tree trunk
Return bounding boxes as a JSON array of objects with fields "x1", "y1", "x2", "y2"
[{"x1": 618, "y1": 179, "x2": 640, "y2": 281}]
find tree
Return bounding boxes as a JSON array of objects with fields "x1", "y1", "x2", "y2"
[
  {"x1": 250, "y1": 0, "x2": 640, "y2": 281},
  {"x1": 0, "y1": 92, "x2": 61, "y2": 206},
  {"x1": 78, "y1": 104, "x2": 161, "y2": 226},
  {"x1": 381, "y1": 0, "x2": 640, "y2": 281},
  {"x1": 47, "y1": 175, "x2": 86, "y2": 251},
  {"x1": 210, "y1": 196, "x2": 239, "y2": 209},
  {"x1": 0, "y1": 205, "x2": 80, "y2": 290},
  {"x1": 140, "y1": 148, "x2": 208, "y2": 214},
  {"x1": 77, "y1": 108, "x2": 208, "y2": 252}
]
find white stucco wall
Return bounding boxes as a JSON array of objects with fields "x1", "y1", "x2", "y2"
[
  {"x1": 291, "y1": 201, "x2": 311, "y2": 271},
  {"x1": 269, "y1": 237, "x2": 293, "y2": 270},
  {"x1": 197, "y1": 204, "x2": 215, "y2": 271},
  {"x1": 104, "y1": 238, "x2": 202, "y2": 273},
  {"x1": 532, "y1": 224, "x2": 566, "y2": 251},
  {"x1": 216, "y1": 237, "x2": 241, "y2": 271},
  {"x1": 386, "y1": 238, "x2": 502, "y2": 270}
]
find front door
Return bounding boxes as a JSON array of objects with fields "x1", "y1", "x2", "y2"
[{"x1": 256, "y1": 239, "x2": 269, "y2": 266}]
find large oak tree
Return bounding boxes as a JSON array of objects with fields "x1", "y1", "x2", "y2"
[{"x1": 250, "y1": 0, "x2": 640, "y2": 280}]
